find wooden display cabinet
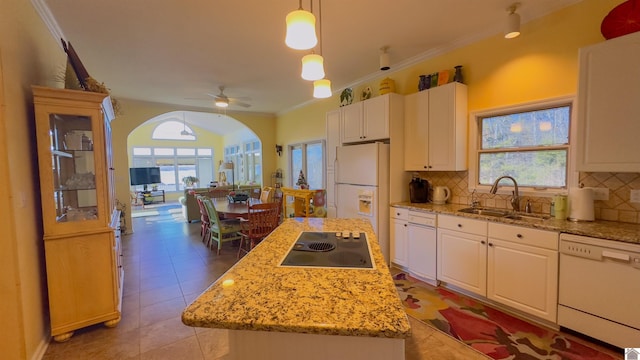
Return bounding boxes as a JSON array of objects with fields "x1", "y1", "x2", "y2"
[{"x1": 32, "y1": 86, "x2": 122, "y2": 342}]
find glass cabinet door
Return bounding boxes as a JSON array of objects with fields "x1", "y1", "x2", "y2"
[{"x1": 49, "y1": 113, "x2": 98, "y2": 223}]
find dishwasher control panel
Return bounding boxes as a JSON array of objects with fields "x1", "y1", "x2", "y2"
[{"x1": 560, "y1": 241, "x2": 601, "y2": 260}]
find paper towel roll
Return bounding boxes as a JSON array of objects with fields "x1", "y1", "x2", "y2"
[{"x1": 568, "y1": 187, "x2": 595, "y2": 222}]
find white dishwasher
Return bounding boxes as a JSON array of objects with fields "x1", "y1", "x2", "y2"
[
  {"x1": 558, "y1": 233, "x2": 640, "y2": 348},
  {"x1": 407, "y1": 211, "x2": 437, "y2": 286}
]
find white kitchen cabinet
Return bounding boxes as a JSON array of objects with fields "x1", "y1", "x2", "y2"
[
  {"x1": 576, "y1": 31, "x2": 640, "y2": 172},
  {"x1": 325, "y1": 109, "x2": 341, "y2": 218},
  {"x1": 404, "y1": 82, "x2": 468, "y2": 171},
  {"x1": 341, "y1": 93, "x2": 403, "y2": 144},
  {"x1": 487, "y1": 223, "x2": 558, "y2": 323},
  {"x1": 407, "y1": 211, "x2": 437, "y2": 285},
  {"x1": 437, "y1": 215, "x2": 488, "y2": 296},
  {"x1": 390, "y1": 207, "x2": 408, "y2": 267}
]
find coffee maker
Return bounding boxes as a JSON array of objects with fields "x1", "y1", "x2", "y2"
[{"x1": 409, "y1": 177, "x2": 429, "y2": 203}]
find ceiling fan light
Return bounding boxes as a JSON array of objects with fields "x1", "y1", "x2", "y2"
[
  {"x1": 285, "y1": 9, "x2": 318, "y2": 50},
  {"x1": 313, "y1": 79, "x2": 332, "y2": 98},
  {"x1": 215, "y1": 98, "x2": 229, "y2": 108},
  {"x1": 301, "y1": 54, "x2": 325, "y2": 81}
]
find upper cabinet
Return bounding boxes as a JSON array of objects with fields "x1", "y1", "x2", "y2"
[
  {"x1": 33, "y1": 86, "x2": 117, "y2": 235},
  {"x1": 577, "y1": 31, "x2": 640, "y2": 172},
  {"x1": 341, "y1": 93, "x2": 403, "y2": 144},
  {"x1": 404, "y1": 82, "x2": 468, "y2": 171}
]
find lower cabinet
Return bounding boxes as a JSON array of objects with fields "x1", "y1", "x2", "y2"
[
  {"x1": 438, "y1": 215, "x2": 559, "y2": 323},
  {"x1": 390, "y1": 207, "x2": 408, "y2": 267},
  {"x1": 487, "y1": 223, "x2": 558, "y2": 323},
  {"x1": 437, "y1": 215, "x2": 488, "y2": 296}
]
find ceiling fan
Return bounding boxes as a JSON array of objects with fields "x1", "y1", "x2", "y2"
[{"x1": 207, "y1": 86, "x2": 251, "y2": 108}]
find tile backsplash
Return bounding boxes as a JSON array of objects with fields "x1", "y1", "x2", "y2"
[{"x1": 413, "y1": 171, "x2": 640, "y2": 224}]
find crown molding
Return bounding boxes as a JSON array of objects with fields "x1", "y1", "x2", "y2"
[{"x1": 31, "y1": 0, "x2": 65, "y2": 47}]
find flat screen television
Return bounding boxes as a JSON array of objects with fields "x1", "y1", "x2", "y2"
[{"x1": 129, "y1": 167, "x2": 161, "y2": 186}]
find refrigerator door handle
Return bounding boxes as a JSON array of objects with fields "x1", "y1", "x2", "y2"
[{"x1": 334, "y1": 158, "x2": 338, "y2": 207}]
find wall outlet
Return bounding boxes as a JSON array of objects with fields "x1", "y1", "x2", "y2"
[
  {"x1": 630, "y1": 189, "x2": 640, "y2": 203},
  {"x1": 590, "y1": 187, "x2": 609, "y2": 201}
]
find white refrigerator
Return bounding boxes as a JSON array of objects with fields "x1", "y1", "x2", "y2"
[{"x1": 336, "y1": 142, "x2": 390, "y2": 263}]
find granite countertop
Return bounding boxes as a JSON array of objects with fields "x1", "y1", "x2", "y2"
[
  {"x1": 392, "y1": 202, "x2": 640, "y2": 245},
  {"x1": 181, "y1": 218, "x2": 411, "y2": 339}
]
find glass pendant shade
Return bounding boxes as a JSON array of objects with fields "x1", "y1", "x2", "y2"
[
  {"x1": 313, "y1": 79, "x2": 332, "y2": 98},
  {"x1": 285, "y1": 10, "x2": 318, "y2": 50},
  {"x1": 301, "y1": 54, "x2": 325, "y2": 81},
  {"x1": 504, "y1": 12, "x2": 520, "y2": 39}
]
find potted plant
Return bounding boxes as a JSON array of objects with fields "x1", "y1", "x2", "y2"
[{"x1": 182, "y1": 176, "x2": 199, "y2": 188}]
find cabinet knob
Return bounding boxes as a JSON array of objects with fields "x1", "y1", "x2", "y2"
[
  {"x1": 488, "y1": 243, "x2": 494, "y2": 247},
  {"x1": 423, "y1": 165, "x2": 428, "y2": 169},
  {"x1": 109, "y1": 167, "x2": 115, "y2": 170},
  {"x1": 403, "y1": 224, "x2": 407, "y2": 227},
  {"x1": 457, "y1": 224, "x2": 462, "y2": 228},
  {"x1": 516, "y1": 234, "x2": 523, "y2": 238},
  {"x1": 481, "y1": 240, "x2": 486, "y2": 245}
]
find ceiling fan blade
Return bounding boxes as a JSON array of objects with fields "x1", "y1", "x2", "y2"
[{"x1": 230, "y1": 99, "x2": 251, "y2": 108}]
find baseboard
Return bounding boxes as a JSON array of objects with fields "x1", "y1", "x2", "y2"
[{"x1": 32, "y1": 331, "x2": 50, "y2": 360}]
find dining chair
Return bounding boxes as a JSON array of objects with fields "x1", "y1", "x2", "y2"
[
  {"x1": 202, "y1": 197, "x2": 243, "y2": 255},
  {"x1": 259, "y1": 186, "x2": 274, "y2": 203},
  {"x1": 208, "y1": 188, "x2": 230, "y2": 219},
  {"x1": 272, "y1": 189, "x2": 284, "y2": 223},
  {"x1": 250, "y1": 187, "x2": 261, "y2": 200},
  {"x1": 237, "y1": 202, "x2": 281, "y2": 259},
  {"x1": 195, "y1": 195, "x2": 211, "y2": 246}
]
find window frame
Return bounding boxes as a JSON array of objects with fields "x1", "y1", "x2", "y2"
[
  {"x1": 468, "y1": 95, "x2": 577, "y2": 197},
  {"x1": 288, "y1": 140, "x2": 326, "y2": 189},
  {"x1": 131, "y1": 146, "x2": 214, "y2": 192}
]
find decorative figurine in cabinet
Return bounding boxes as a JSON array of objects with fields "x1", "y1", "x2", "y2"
[{"x1": 32, "y1": 86, "x2": 122, "y2": 342}]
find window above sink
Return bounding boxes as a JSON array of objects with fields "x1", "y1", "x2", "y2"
[{"x1": 468, "y1": 96, "x2": 577, "y2": 197}]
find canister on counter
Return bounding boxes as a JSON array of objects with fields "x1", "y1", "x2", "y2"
[{"x1": 553, "y1": 194, "x2": 568, "y2": 220}]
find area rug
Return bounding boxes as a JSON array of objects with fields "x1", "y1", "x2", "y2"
[{"x1": 393, "y1": 272, "x2": 618, "y2": 360}]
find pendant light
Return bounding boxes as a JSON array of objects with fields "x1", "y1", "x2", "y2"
[
  {"x1": 285, "y1": 1, "x2": 318, "y2": 50},
  {"x1": 301, "y1": 53, "x2": 325, "y2": 80},
  {"x1": 505, "y1": 3, "x2": 521, "y2": 39},
  {"x1": 311, "y1": 0, "x2": 332, "y2": 98},
  {"x1": 313, "y1": 79, "x2": 332, "y2": 98}
]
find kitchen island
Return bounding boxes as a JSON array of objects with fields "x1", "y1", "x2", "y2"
[{"x1": 182, "y1": 218, "x2": 411, "y2": 360}]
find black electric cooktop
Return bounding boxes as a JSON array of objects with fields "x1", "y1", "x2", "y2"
[{"x1": 279, "y1": 231, "x2": 375, "y2": 269}]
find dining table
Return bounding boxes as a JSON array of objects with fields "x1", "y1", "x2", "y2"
[{"x1": 213, "y1": 198, "x2": 261, "y2": 219}]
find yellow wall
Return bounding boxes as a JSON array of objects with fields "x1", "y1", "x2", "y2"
[
  {"x1": 112, "y1": 99, "x2": 277, "y2": 232},
  {"x1": 127, "y1": 120, "x2": 226, "y2": 193},
  {"x1": 0, "y1": 0, "x2": 625, "y2": 358},
  {"x1": 0, "y1": 0, "x2": 67, "y2": 358},
  {"x1": 276, "y1": 0, "x2": 622, "y2": 171}
]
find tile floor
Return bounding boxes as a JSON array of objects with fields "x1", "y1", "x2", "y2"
[{"x1": 46, "y1": 205, "x2": 619, "y2": 359}]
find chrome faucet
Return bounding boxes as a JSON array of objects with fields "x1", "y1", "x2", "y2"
[{"x1": 489, "y1": 175, "x2": 520, "y2": 212}]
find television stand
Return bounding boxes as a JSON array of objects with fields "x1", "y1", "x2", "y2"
[{"x1": 138, "y1": 190, "x2": 165, "y2": 205}]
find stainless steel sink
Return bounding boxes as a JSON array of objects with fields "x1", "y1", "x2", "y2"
[
  {"x1": 457, "y1": 207, "x2": 511, "y2": 217},
  {"x1": 504, "y1": 213, "x2": 550, "y2": 221},
  {"x1": 458, "y1": 208, "x2": 550, "y2": 222}
]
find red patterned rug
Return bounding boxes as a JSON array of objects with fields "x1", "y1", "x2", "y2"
[{"x1": 393, "y1": 272, "x2": 620, "y2": 360}]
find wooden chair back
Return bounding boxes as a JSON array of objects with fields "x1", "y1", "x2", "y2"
[
  {"x1": 237, "y1": 202, "x2": 281, "y2": 258},
  {"x1": 260, "y1": 186, "x2": 274, "y2": 203}
]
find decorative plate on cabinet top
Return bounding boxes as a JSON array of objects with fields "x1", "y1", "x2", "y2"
[{"x1": 340, "y1": 88, "x2": 353, "y2": 107}]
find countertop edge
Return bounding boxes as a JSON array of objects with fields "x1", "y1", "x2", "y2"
[{"x1": 391, "y1": 202, "x2": 640, "y2": 244}]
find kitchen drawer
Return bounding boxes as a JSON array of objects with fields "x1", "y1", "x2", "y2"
[
  {"x1": 390, "y1": 207, "x2": 409, "y2": 220},
  {"x1": 408, "y1": 211, "x2": 436, "y2": 227},
  {"x1": 488, "y1": 222, "x2": 558, "y2": 250},
  {"x1": 438, "y1": 214, "x2": 487, "y2": 236}
]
